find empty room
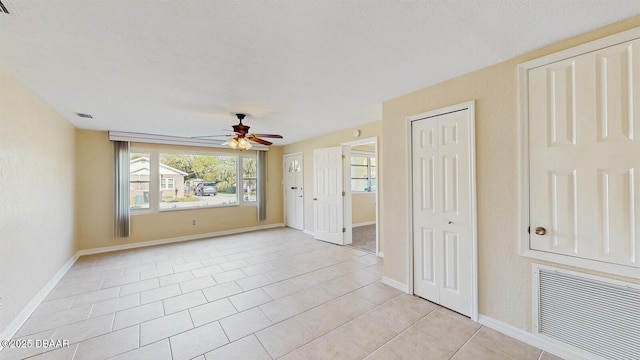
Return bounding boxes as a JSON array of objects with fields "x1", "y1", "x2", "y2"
[{"x1": 1, "y1": 2, "x2": 639, "y2": 360}]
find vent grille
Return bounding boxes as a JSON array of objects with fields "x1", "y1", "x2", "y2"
[
  {"x1": 76, "y1": 113, "x2": 93, "y2": 119},
  {"x1": 537, "y1": 268, "x2": 640, "y2": 360},
  {"x1": 0, "y1": 1, "x2": 9, "y2": 14}
]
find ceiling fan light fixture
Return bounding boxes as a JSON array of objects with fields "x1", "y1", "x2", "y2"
[
  {"x1": 236, "y1": 136, "x2": 252, "y2": 150},
  {"x1": 227, "y1": 136, "x2": 252, "y2": 150}
]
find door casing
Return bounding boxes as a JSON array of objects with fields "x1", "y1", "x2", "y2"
[{"x1": 341, "y1": 137, "x2": 379, "y2": 255}]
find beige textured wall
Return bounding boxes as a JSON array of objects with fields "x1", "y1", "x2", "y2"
[
  {"x1": 381, "y1": 17, "x2": 640, "y2": 331},
  {"x1": 282, "y1": 121, "x2": 382, "y2": 236},
  {"x1": 0, "y1": 70, "x2": 76, "y2": 335},
  {"x1": 75, "y1": 130, "x2": 284, "y2": 250},
  {"x1": 352, "y1": 193, "x2": 376, "y2": 225}
]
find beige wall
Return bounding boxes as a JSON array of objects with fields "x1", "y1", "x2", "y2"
[
  {"x1": 0, "y1": 70, "x2": 76, "y2": 335},
  {"x1": 352, "y1": 193, "x2": 376, "y2": 225},
  {"x1": 75, "y1": 130, "x2": 284, "y2": 250},
  {"x1": 282, "y1": 121, "x2": 382, "y2": 235},
  {"x1": 381, "y1": 16, "x2": 640, "y2": 332}
]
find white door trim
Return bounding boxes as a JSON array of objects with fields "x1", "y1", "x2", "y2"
[
  {"x1": 342, "y1": 145, "x2": 353, "y2": 245},
  {"x1": 342, "y1": 136, "x2": 380, "y2": 256},
  {"x1": 406, "y1": 100, "x2": 478, "y2": 321},
  {"x1": 283, "y1": 152, "x2": 304, "y2": 231}
]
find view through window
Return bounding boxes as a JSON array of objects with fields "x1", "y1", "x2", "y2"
[
  {"x1": 351, "y1": 153, "x2": 376, "y2": 192},
  {"x1": 130, "y1": 153, "x2": 151, "y2": 209},
  {"x1": 129, "y1": 152, "x2": 257, "y2": 211}
]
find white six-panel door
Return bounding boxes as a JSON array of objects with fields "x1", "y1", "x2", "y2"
[
  {"x1": 411, "y1": 106, "x2": 474, "y2": 317},
  {"x1": 528, "y1": 38, "x2": 640, "y2": 268},
  {"x1": 284, "y1": 153, "x2": 304, "y2": 230},
  {"x1": 314, "y1": 147, "x2": 344, "y2": 245}
]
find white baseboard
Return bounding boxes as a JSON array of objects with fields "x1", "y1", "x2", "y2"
[
  {"x1": 377, "y1": 251, "x2": 384, "y2": 258},
  {"x1": 77, "y1": 223, "x2": 285, "y2": 256},
  {"x1": 477, "y1": 315, "x2": 593, "y2": 360},
  {"x1": 0, "y1": 254, "x2": 78, "y2": 352},
  {"x1": 303, "y1": 229, "x2": 315, "y2": 237},
  {"x1": 382, "y1": 277, "x2": 409, "y2": 293},
  {"x1": 353, "y1": 221, "x2": 376, "y2": 227}
]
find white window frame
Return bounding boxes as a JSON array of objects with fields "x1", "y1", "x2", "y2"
[{"x1": 129, "y1": 146, "x2": 258, "y2": 213}]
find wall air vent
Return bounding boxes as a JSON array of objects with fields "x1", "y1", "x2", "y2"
[
  {"x1": 0, "y1": 1, "x2": 10, "y2": 14},
  {"x1": 534, "y1": 265, "x2": 640, "y2": 360}
]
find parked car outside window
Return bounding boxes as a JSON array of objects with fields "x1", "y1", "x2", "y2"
[{"x1": 202, "y1": 182, "x2": 218, "y2": 196}]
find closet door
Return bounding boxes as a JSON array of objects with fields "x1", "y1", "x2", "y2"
[
  {"x1": 528, "y1": 38, "x2": 640, "y2": 268},
  {"x1": 412, "y1": 107, "x2": 474, "y2": 317}
]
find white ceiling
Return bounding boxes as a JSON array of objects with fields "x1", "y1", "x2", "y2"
[{"x1": 1, "y1": 1, "x2": 639, "y2": 145}]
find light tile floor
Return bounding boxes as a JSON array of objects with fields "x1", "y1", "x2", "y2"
[{"x1": 0, "y1": 228, "x2": 562, "y2": 360}]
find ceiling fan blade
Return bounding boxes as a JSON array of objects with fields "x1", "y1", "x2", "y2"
[
  {"x1": 250, "y1": 134, "x2": 283, "y2": 139},
  {"x1": 247, "y1": 134, "x2": 272, "y2": 146}
]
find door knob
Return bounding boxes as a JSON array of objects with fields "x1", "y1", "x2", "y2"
[{"x1": 534, "y1": 227, "x2": 547, "y2": 236}]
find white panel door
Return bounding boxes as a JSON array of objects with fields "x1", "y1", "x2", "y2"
[
  {"x1": 284, "y1": 153, "x2": 304, "y2": 230},
  {"x1": 314, "y1": 147, "x2": 344, "y2": 245},
  {"x1": 412, "y1": 108, "x2": 473, "y2": 316},
  {"x1": 528, "y1": 39, "x2": 640, "y2": 268}
]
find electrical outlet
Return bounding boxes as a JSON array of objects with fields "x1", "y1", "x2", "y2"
[{"x1": 192, "y1": 220, "x2": 196, "y2": 225}]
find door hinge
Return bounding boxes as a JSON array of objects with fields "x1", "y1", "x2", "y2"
[
  {"x1": 342, "y1": 154, "x2": 346, "y2": 160},
  {"x1": 342, "y1": 191, "x2": 345, "y2": 196},
  {"x1": 342, "y1": 227, "x2": 346, "y2": 233}
]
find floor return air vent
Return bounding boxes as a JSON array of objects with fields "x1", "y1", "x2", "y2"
[{"x1": 534, "y1": 266, "x2": 640, "y2": 360}]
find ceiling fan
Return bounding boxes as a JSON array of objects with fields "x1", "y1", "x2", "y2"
[{"x1": 195, "y1": 113, "x2": 283, "y2": 150}]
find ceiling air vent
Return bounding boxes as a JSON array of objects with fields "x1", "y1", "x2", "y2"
[
  {"x1": 0, "y1": 1, "x2": 10, "y2": 14},
  {"x1": 76, "y1": 112, "x2": 93, "y2": 119}
]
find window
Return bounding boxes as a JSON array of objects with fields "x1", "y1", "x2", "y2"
[
  {"x1": 242, "y1": 157, "x2": 257, "y2": 202},
  {"x1": 160, "y1": 177, "x2": 175, "y2": 189},
  {"x1": 129, "y1": 149, "x2": 258, "y2": 211},
  {"x1": 129, "y1": 153, "x2": 151, "y2": 209},
  {"x1": 159, "y1": 153, "x2": 237, "y2": 210},
  {"x1": 351, "y1": 153, "x2": 376, "y2": 192}
]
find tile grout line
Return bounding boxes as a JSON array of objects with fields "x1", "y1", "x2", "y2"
[
  {"x1": 253, "y1": 333, "x2": 275, "y2": 360},
  {"x1": 448, "y1": 325, "x2": 483, "y2": 359}
]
